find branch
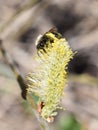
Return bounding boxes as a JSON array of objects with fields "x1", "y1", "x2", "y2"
[
  {"x1": 0, "y1": 0, "x2": 41, "y2": 33},
  {"x1": 0, "y1": 39, "x2": 50, "y2": 130},
  {"x1": 0, "y1": 0, "x2": 52, "y2": 41},
  {"x1": 0, "y1": 39, "x2": 27, "y2": 99}
]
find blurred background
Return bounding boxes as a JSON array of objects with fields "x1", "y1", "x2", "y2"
[{"x1": 0, "y1": 0, "x2": 98, "y2": 130}]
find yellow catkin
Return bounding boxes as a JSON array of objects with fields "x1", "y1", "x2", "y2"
[{"x1": 26, "y1": 30, "x2": 74, "y2": 122}]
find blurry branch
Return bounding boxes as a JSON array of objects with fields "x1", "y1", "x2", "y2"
[
  {"x1": 0, "y1": 39, "x2": 50, "y2": 130},
  {"x1": 0, "y1": 39, "x2": 27, "y2": 99},
  {"x1": 70, "y1": 30, "x2": 98, "y2": 50},
  {"x1": 69, "y1": 73, "x2": 98, "y2": 103},
  {"x1": 0, "y1": 0, "x2": 52, "y2": 41},
  {"x1": 0, "y1": 0, "x2": 41, "y2": 32},
  {"x1": 8, "y1": 0, "x2": 41, "y2": 17},
  {"x1": 69, "y1": 74, "x2": 98, "y2": 86}
]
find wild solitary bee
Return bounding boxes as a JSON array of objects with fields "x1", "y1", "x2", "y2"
[{"x1": 36, "y1": 27, "x2": 62, "y2": 51}]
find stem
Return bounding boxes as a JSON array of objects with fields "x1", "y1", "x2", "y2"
[
  {"x1": 0, "y1": 39, "x2": 27, "y2": 99},
  {"x1": 27, "y1": 93, "x2": 50, "y2": 130},
  {"x1": 0, "y1": 39, "x2": 50, "y2": 130}
]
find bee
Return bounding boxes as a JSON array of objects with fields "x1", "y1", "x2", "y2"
[{"x1": 36, "y1": 27, "x2": 62, "y2": 50}]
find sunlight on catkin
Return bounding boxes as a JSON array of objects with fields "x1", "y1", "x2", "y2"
[{"x1": 26, "y1": 28, "x2": 74, "y2": 122}]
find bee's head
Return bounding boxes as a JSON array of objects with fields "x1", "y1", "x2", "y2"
[{"x1": 36, "y1": 35, "x2": 50, "y2": 50}]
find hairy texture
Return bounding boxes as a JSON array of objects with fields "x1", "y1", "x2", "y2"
[{"x1": 26, "y1": 30, "x2": 74, "y2": 122}]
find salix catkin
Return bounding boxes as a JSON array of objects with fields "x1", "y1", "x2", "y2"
[{"x1": 26, "y1": 28, "x2": 74, "y2": 122}]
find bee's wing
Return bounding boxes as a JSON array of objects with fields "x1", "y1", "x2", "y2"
[{"x1": 45, "y1": 27, "x2": 58, "y2": 34}]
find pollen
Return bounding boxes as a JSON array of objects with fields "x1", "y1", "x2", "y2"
[{"x1": 26, "y1": 30, "x2": 74, "y2": 122}]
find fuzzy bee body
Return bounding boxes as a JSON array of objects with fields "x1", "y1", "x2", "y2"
[{"x1": 36, "y1": 27, "x2": 62, "y2": 51}]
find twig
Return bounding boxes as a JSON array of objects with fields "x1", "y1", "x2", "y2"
[
  {"x1": 0, "y1": 39, "x2": 27, "y2": 99},
  {"x1": 0, "y1": 0, "x2": 52, "y2": 41},
  {"x1": 27, "y1": 93, "x2": 50, "y2": 130},
  {"x1": 0, "y1": 0, "x2": 41, "y2": 33},
  {"x1": 0, "y1": 39, "x2": 50, "y2": 130}
]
